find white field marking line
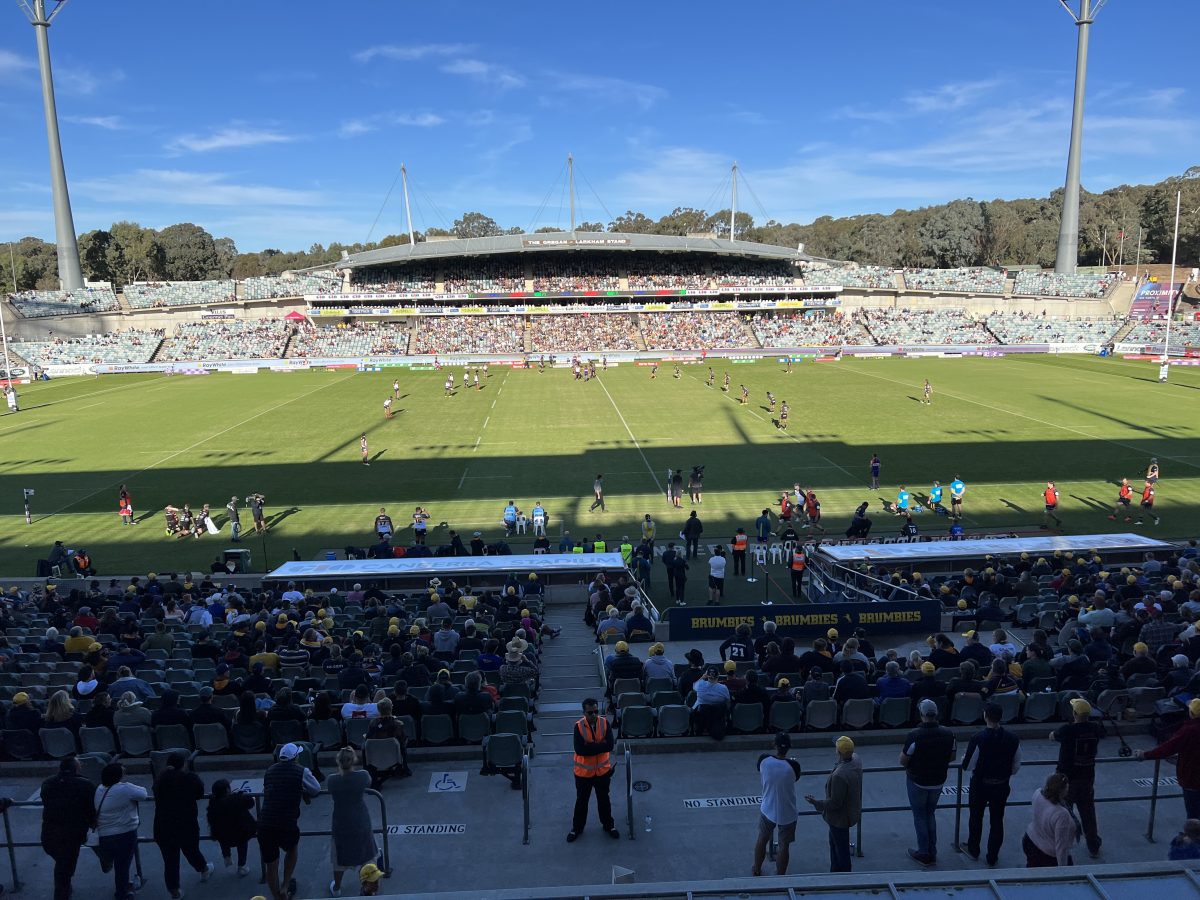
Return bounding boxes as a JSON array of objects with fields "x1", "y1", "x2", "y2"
[
  {"x1": 837, "y1": 365, "x2": 1200, "y2": 472},
  {"x1": 491, "y1": 400, "x2": 496, "y2": 409},
  {"x1": 686, "y1": 373, "x2": 859, "y2": 481},
  {"x1": 596, "y1": 375, "x2": 664, "y2": 493},
  {"x1": 39, "y1": 372, "x2": 357, "y2": 520},
  {"x1": 77, "y1": 402, "x2": 104, "y2": 410},
  {"x1": 482, "y1": 416, "x2": 489, "y2": 429},
  {"x1": 473, "y1": 437, "x2": 482, "y2": 452},
  {"x1": 457, "y1": 468, "x2": 469, "y2": 490},
  {"x1": 0, "y1": 375, "x2": 170, "y2": 432}
]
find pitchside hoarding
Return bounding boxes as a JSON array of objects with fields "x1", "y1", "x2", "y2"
[{"x1": 666, "y1": 600, "x2": 941, "y2": 641}]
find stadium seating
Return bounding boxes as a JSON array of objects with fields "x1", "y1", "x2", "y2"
[
  {"x1": 413, "y1": 315, "x2": 524, "y2": 355},
  {"x1": 627, "y1": 259, "x2": 709, "y2": 290},
  {"x1": 156, "y1": 318, "x2": 293, "y2": 360},
  {"x1": 241, "y1": 273, "x2": 342, "y2": 300},
  {"x1": 1124, "y1": 321, "x2": 1200, "y2": 347},
  {"x1": 804, "y1": 265, "x2": 895, "y2": 289},
  {"x1": 531, "y1": 258, "x2": 620, "y2": 293},
  {"x1": 351, "y1": 265, "x2": 438, "y2": 293},
  {"x1": 863, "y1": 307, "x2": 996, "y2": 344},
  {"x1": 528, "y1": 313, "x2": 640, "y2": 351},
  {"x1": 985, "y1": 313, "x2": 1123, "y2": 345},
  {"x1": 639, "y1": 312, "x2": 755, "y2": 349},
  {"x1": 8, "y1": 287, "x2": 120, "y2": 318},
  {"x1": 12, "y1": 330, "x2": 163, "y2": 367},
  {"x1": 903, "y1": 267, "x2": 1005, "y2": 294},
  {"x1": 289, "y1": 321, "x2": 410, "y2": 357},
  {"x1": 1013, "y1": 271, "x2": 1116, "y2": 299},
  {"x1": 124, "y1": 280, "x2": 236, "y2": 309},
  {"x1": 443, "y1": 260, "x2": 524, "y2": 294},
  {"x1": 748, "y1": 311, "x2": 872, "y2": 347},
  {"x1": 710, "y1": 260, "x2": 797, "y2": 288}
]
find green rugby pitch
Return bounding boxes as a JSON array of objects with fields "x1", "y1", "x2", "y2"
[{"x1": 2, "y1": 354, "x2": 1197, "y2": 604}]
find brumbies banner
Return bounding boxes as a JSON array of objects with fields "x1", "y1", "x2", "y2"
[{"x1": 666, "y1": 600, "x2": 941, "y2": 641}]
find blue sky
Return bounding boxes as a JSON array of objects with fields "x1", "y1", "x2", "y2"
[{"x1": 0, "y1": 0, "x2": 1196, "y2": 252}]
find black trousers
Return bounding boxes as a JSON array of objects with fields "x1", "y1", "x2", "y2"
[
  {"x1": 791, "y1": 569, "x2": 805, "y2": 597},
  {"x1": 158, "y1": 833, "x2": 207, "y2": 892},
  {"x1": 967, "y1": 778, "x2": 1011, "y2": 863},
  {"x1": 573, "y1": 771, "x2": 614, "y2": 833},
  {"x1": 685, "y1": 538, "x2": 699, "y2": 559},
  {"x1": 44, "y1": 838, "x2": 82, "y2": 900},
  {"x1": 1066, "y1": 777, "x2": 1101, "y2": 853},
  {"x1": 732, "y1": 550, "x2": 746, "y2": 575}
]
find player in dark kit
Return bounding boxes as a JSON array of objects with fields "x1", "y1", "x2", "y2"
[
  {"x1": 707, "y1": 367, "x2": 715, "y2": 387},
  {"x1": 650, "y1": 364, "x2": 658, "y2": 380},
  {"x1": 767, "y1": 391, "x2": 776, "y2": 413},
  {"x1": 779, "y1": 401, "x2": 789, "y2": 431},
  {"x1": 740, "y1": 385, "x2": 749, "y2": 406},
  {"x1": 723, "y1": 372, "x2": 731, "y2": 392}
]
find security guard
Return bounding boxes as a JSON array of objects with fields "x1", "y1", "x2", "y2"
[
  {"x1": 731, "y1": 528, "x2": 749, "y2": 576},
  {"x1": 618, "y1": 536, "x2": 634, "y2": 566},
  {"x1": 568, "y1": 698, "x2": 620, "y2": 843},
  {"x1": 593, "y1": 534, "x2": 607, "y2": 554},
  {"x1": 790, "y1": 547, "x2": 807, "y2": 598}
]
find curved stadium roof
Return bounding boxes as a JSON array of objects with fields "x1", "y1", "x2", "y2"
[{"x1": 339, "y1": 231, "x2": 804, "y2": 269}]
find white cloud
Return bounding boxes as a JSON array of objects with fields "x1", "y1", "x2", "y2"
[
  {"x1": 65, "y1": 115, "x2": 125, "y2": 130},
  {"x1": 0, "y1": 49, "x2": 35, "y2": 82},
  {"x1": 441, "y1": 58, "x2": 524, "y2": 90},
  {"x1": 904, "y1": 79, "x2": 1002, "y2": 113},
  {"x1": 546, "y1": 72, "x2": 666, "y2": 111},
  {"x1": 166, "y1": 127, "x2": 300, "y2": 154},
  {"x1": 338, "y1": 111, "x2": 445, "y2": 138},
  {"x1": 75, "y1": 169, "x2": 322, "y2": 208},
  {"x1": 354, "y1": 43, "x2": 471, "y2": 63}
]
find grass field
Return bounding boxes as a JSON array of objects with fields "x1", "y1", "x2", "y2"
[{"x1": 2, "y1": 355, "x2": 1198, "y2": 602}]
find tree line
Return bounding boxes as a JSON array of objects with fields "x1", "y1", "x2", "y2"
[{"x1": 2, "y1": 168, "x2": 1195, "y2": 292}]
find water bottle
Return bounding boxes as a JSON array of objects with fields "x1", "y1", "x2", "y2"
[{"x1": 644, "y1": 815, "x2": 653, "y2": 833}]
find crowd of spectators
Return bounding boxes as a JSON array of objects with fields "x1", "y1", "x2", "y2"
[
  {"x1": 528, "y1": 313, "x2": 639, "y2": 351},
  {"x1": 351, "y1": 265, "x2": 437, "y2": 293},
  {"x1": 804, "y1": 265, "x2": 895, "y2": 289},
  {"x1": 157, "y1": 319, "x2": 293, "y2": 361},
  {"x1": 8, "y1": 288, "x2": 120, "y2": 318},
  {"x1": 1014, "y1": 272, "x2": 1116, "y2": 299},
  {"x1": 1124, "y1": 321, "x2": 1200, "y2": 348},
  {"x1": 748, "y1": 311, "x2": 872, "y2": 347},
  {"x1": 12, "y1": 330, "x2": 164, "y2": 367},
  {"x1": 531, "y1": 259, "x2": 620, "y2": 293},
  {"x1": 710, "y1": 260, "x2": 796, "y2": 287},
  {"x1": 627, "y1": 258, "x2": 708, "y2": 290},
  {"x1": 443, "y1": 260, "x2": 524, "y2": 294},
  {"x1": 985, "y1": 313, "x2": 1123, "y2": 345},
  {"x1": 413, "y1": 315, "x2": 524, "y2": 355},
  {"x1": 240, "y1": 274, "x2": 342, "y2": 300},
  {"x1": 289, "y1": 321, "x2": 410, "y2": 358},
  {"x1": 863, "y1": 307, "x2": 997, "y2": 345},
  {"x1": 639, "y1": 312, "x2": 755, "y2": 350},
  {"x1": 903, "y1": 267, "x2": 1006, "y2": 294},
  {"x1": 124, "y1": 281, "x2": 237, "y2": 309}
]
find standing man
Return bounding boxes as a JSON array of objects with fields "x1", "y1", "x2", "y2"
[
  {"x1": 922, "y1": 379, "x2": 933, "y2": 405},
  {"x1": 789, "y1": 545, "x2": 807, "y2": 599},
  {"x1": 707, "y1": 546, "x2": 727, "y2": 606},
  {"x1": 755, "y1": 508, "x2": 772, "y2": 547},
  {"x1": 962, "y1": 702, "x2": 1022, "y2": 865},
  {"x1": 900, "y1": 697, "x2": 957, "y2": 867},
  {"x1": 412, "y1": 507, "x2": 428, "y2": 545},
  {"x1": 1135, "y1": 480, "x2": 1160, "y2": 526},
  {"x1": 950, "y1": 476, "x2": 966, "y2": 520},
  {"x1": 752, "y1": 732, "x2": 803, "y2": 876},
  {"x1": 662, "y1": 543, "x2": 680, "y2": 602},
  {"x1": 1051, "y1": 698, "x2": 1104, "y2": 857},
  {"x1": 731, "y1": 528, "x2": 749, "y2": 577},
  {"x1": 671, "y1": 549, "x2": 690, "y2": 607},
  {"x1": 1138, "y1": 697, "x2": 1200, "y2": 819},
  {"x1": 226, "y1": 496, "x2": 242, "y2": 543},
  {"x1": 392, "y1": 377, "x2": 400, "y2": 399},
  {"x1": 805, "y1": 735, "x2": 864, "y2": 872},
  {"x1": 248, "y1": 492, "x2": 266, "y2": 534},
  {"x1": 682, "y1": 510, "x2": 703, "y2": 560},
  {"x1": 360, "y1": 433, "x2": 370, "y2": 466},
  {"x1": 1041, "y1": 482, "x2": 1062, "y2": 530},
  {"x1": 567, "y1": 698, "x2": 620, "y2": 843},
  {"x1": 40, "y1": 756, "x2": 97, "y2": 900},
  {"x1": 740, "y1": 384, "x2": 749, "y2": 406},
  {"x1": 723, "y1": 371, "x2": 731, "y2": 393},
  {"x1": 779, "y1": 400, "x2": 789, "y2": 431},
  {"x1": 869, "y1": 453, "x2": 881, "y2": 490},
  {"x1": 641, "y1": 514, "x2": 656, "y2": 547},
  {"x1": 589, "y1": 474, "x2": 606, "y2": 512},
  {"x1": 259, "y1": 743, "x2": 321, "y2": 900}
]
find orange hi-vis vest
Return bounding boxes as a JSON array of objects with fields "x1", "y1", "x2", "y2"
[
  {"x1": 791, "y1": 551, "x2": 807, "y2": 572},
  {"x1": 1044, "y1": 487, "x2": 1057, "y2": 505},
  {"x1": 573, "y1": 715, "x2": 612, "y2": 777},
  {"x1": 733, "y1": 534, "x2": 748, "y2": 552}
]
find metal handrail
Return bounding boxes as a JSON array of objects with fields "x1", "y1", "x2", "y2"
[
  {"x1": 522, "y1": 751, "x2": 531, "y2": 845},
  {"x1": 625, "y1": 742, "x2": 635, "y2": 840},
  {"x1": 1, "y1": 785, "x2": 392, "y2": 894}
]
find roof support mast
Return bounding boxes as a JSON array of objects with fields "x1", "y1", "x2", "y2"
[
  {"x1": 730, "y1": 162, "x2": 738, "y2": 242},
  {"x1": 400, "y1": 163, "x2": 416, "y2": 248},
  {"x1": 568, "y1": 153, "x2": 576, "y2": 233}
]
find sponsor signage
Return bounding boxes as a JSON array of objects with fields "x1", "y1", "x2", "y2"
[
  {"x1": 665, "y1": 600, "x2": 941, "y2": 641},
  {"x1": 521, "y1": 237, "x2": 631, "y2": 247}
]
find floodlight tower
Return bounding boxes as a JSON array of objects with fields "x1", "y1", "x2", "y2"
[
  {"x1": 1053, "y1": 0, "x2": 1107, "y2": 275},
  {"x1": 19, "y1": 0, "x2": 83, "y2": 290}
]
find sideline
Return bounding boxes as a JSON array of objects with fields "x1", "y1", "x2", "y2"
[{"x1": 597, "y1": 374, "x2": 664, "y2": 493}]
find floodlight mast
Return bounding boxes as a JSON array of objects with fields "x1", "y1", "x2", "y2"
[
  {"x1": 730, "y1": 163, "x2": 738, "y2": 242},
  {"x1": 19, "y1": 0, "x2": 83, "y2": 290},
  {"x1": 1053, "y1": 0, "x2": 1107, "y2": 275},
  {"x1": 400, "y1": 164, "x2": 415, "y2": 248},
  {"x1": 568, "y1": 153, "x2": 576, "y2": 233}
]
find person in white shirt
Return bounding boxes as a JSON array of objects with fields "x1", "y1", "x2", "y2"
[
  {"x1": 95, "y1": 762, "x2": 149, "y2": 900},
  {"x1": 340, "y1": 684, "x2": 379, "y2": 720},
  {"x1": 708, "y1": 546, "x2": 728, "y2": 606},
  {"x1": 753, "y1": 732, "x2": 803, "y2": 875},
  {"x1": 281, "y1": 582, "x2": 304, "y2": 604},
  {"x1": 988, "y1": 629, "x2": 1018, "y2": 659}
]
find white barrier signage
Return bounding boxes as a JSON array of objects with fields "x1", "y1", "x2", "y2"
[{"x1": 683, "y1": 796, "x2": 762, "y2": 808}]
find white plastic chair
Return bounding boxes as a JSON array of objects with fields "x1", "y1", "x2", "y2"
[
  {"x1": 752, "y1": 546, "x2": 768, "y2": 567},
  {"x1": 515, "y1": 515, "x2": 527, "y2": 534},
  {"x1": 532, "y1": 515, "x2": 545, "y2": 536},
  {"x1": 769, "y1": 544, "x2": 784, "y2": 565}
]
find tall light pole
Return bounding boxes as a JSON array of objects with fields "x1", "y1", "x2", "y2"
[
  {"x1": 1053, "y1": 0, "x2": 1107, "y2": 275},
  {"x1": 18, "y1": 0, "x2": 83, "y2": 291}
]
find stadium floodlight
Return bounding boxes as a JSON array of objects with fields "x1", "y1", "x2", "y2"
[
  {"x1": 1053, "y1": 0, "x2": 1107, "y2": 275},
  {"x1": 17, "y1": 0, "x2": 83, "y2": 290}
]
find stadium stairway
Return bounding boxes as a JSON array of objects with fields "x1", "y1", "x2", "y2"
[
  {"x1": 1111, "y1": 320, "x2": 1137, "y2": 343},
  {"x1": 280, "y1": 327, "x2": 299, "y2": 359},
  {"x1": 407, "y1": 318, "x2": 421, "y2": 354},
  {"x1": 523, "y1": 319, "x2": 533, "y2": 354},
  {"x1": 146, "y1": 335, "x2": 168, "y2": 363},
  {"x1": 529, "y1": 604, "x2": 604, "y2": 766}
]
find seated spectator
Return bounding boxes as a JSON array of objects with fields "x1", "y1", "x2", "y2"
[
  {"x1": 150, "y1": 689, "x2": 191, "y2": 729},
  {"x1": 605, "y1": 641, "x2": 643, "y2": 685},
  {"x1": 338, "y1": 653, "x2": 370, "y2": 691},
  {"x1": 389, "y1": 681, "x2": 423, "y2": 726},
  {"x1": 74, "y1": 664, "x2": 102, "y2": 702},
  {"x1": 927, "y1": 634, "x2": 960, "y2": 669},
  {"x1": 107, "y1": 644, "x2": 145, "y2": 673},
  {"x1": 85, "y1": 690, "x2": 116, "y2": 733},
  {"x1": 424, "y1": 669, "x2": 460, "y2": 715},
  {"x1": 267, "y1": 688, "x2": 308, "y2": 725},
  {"x1": 342, "y1": 683, "x2": 380, "y2": 720},
  {"x1": 833, "y1": 660, "x2": 870, "y2": 705},
  {"x1": 476, "y1": 641, "x2": 503, "y2": 673},
  {"x1": 1121, "y1": 641, "x2": 1158, "y2": 681},
  {"x1": 595, "y1": 608, "x2": 627, "y2": 641},
  {"x1": 309, "y1": 691, "x2": 338, "y2": 722},
  {"x1": 734, "y1": 671, "x2": 772, "y2": 710},
  {"x1": 453, "y1": 672, "x2": 495, "y2": 716},
  {"x1": 1166, "y1": 655, "x2": 1194, "y2": 695},
  {"x1": 243, "y1": 662, "x2": 275, "y2": 696},
  {"x1": 190, "y1": 686, "x2": 230, "y2": 732},
  {"x1": 764, "y1": 638, "x2": 803, "y2": 678},
  {"x1": 43, "y1": 690, "x2": 81, "y2": 735},
  {"x1": 801, "y1": 671, "x2": 831, "y2": 704},
  {"x1": 1020, "y1": 644, "x2": 1053, "y2": 688},
  {"x1": 643, "y1": 643, "x2": 676, "y2": 685},
  {"x1": 499, "y1": 647, "x2": 538, "y2": 690},
  {"x1": 911, "y1": 662, "x2": 947, "y2": 706},
  {"x1": 64, "y1": 626, "x2": 93, "y2": 655},
  {"x1": 960, "y1": 631, "x2": 993, "y2": 669},
  {"x1": 981, "y1": 658, "x2": 1021, "y2": 697},
  {"x1": 109, "y1": 665, "x2": 155, "y2": 701},
  {"x1": 947, "y1": 661, "x2": 982, "y2": 700},
  {"x1": 114, "y1": 692, "x2": 152, "y2": 728},
  {"x1": 365, "y1": 697, "x2": 411, "y2": 787},
  {"x1": 432, "y1": 620, "x2": 460, "y2": 661},
  {"x1": 797, "y1": 638, "x2": 834, "y2": 678},
  {"x1": 1051, "y1": 640, "x2": 1091, "y2": 689},
  {"x1": 875, "y1": 660, "x2": 912, "y2": 704},
  {"x1": 691, "y1": 667, "x2": 731, "y2": 740},
  {"x1": 212, "y1": 663, "x2": 242, "y2": 697},
  {"x1": 834, "y1": 638, "x2": 872, "y2": 673}
]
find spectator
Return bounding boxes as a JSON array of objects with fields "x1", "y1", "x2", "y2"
[
  {"x1": 753, "y1": 732, "x2": 803, "y2": 875},
  {"x1": 365, "y1": 697, "x2": 411, "y2": 787},
  {"x1": 235, "y1": 690, "x2": 266, "y2": 726},
  {"x1": 44, "y1": 690, "x2": 81, "y2": 736},
  {"x1": 259, "y1": 743, "x2": 321, "y2": 900},
  {"x1": 151, "y1": 690, "x2": 191, "y2": 730},
  {"x1": 341, "y1": 684, "x2": 379, "y2": 720},
  {"x1": 805, "y1": 735, "x2": 863, "y2": 872},
  {"x1": 206, "y1": 778, "x2": 256, "y2": 876},
  {"x1": 692, "y1": 666, "x2": 731, "y2": 740},
  {"x1": 900, "y1": 698, "x2": 957, "y2": 866},
  {"x1": 875, "y1": 661, "x2": 912, "y2": 704},
  {"x1": 108, "y1": 666, "x2": 155, "y2": 702},
  {"x1": 85, "y1": 691, "x2": 116, "y2": 733},
  {"x1": 1023, "y1": 773, "x2": 1076, "y2": 866},
  {"x1": 327, "y1": 747, "x2": 376, "y2": 897},
  {"x1": 1138, "y1": 697, "x2": 1200, "y2": 819},
  {"x1": 1051, "y1": 698, "x2": 1103, "y2": 857},
  {"x1": 154, "y1": 752, "x2": 213, "y2": 898},
  {"x1": 833, "y1": 660, "x2": 871, "y2": 705},
  {"x1": 114, "y1": 692, "x2": 151, "y2": 729},
  {"x1": 962, "y1": 702, "x2": 1022, "y2": 865},
  {"x1": 454, "y1": 672, "x2": 495, "y2": 716},
  {"x1": 41, "y1": 756, "x2": 96, "y2": 900},
  {"x1": 94, "y1": 762, "x2": 148, "y2": 900},
  {"x1": 643, "y1": 643, "x2": 676, "y2": 685}
]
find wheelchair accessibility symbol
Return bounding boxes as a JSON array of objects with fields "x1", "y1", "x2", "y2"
[{"x1": 428, "y1": 771, "x2": 468, "y2": 793}]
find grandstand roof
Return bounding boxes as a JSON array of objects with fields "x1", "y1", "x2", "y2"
[{"x1": 339, "y1": 231, "x2": 804, "y2": 270}]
